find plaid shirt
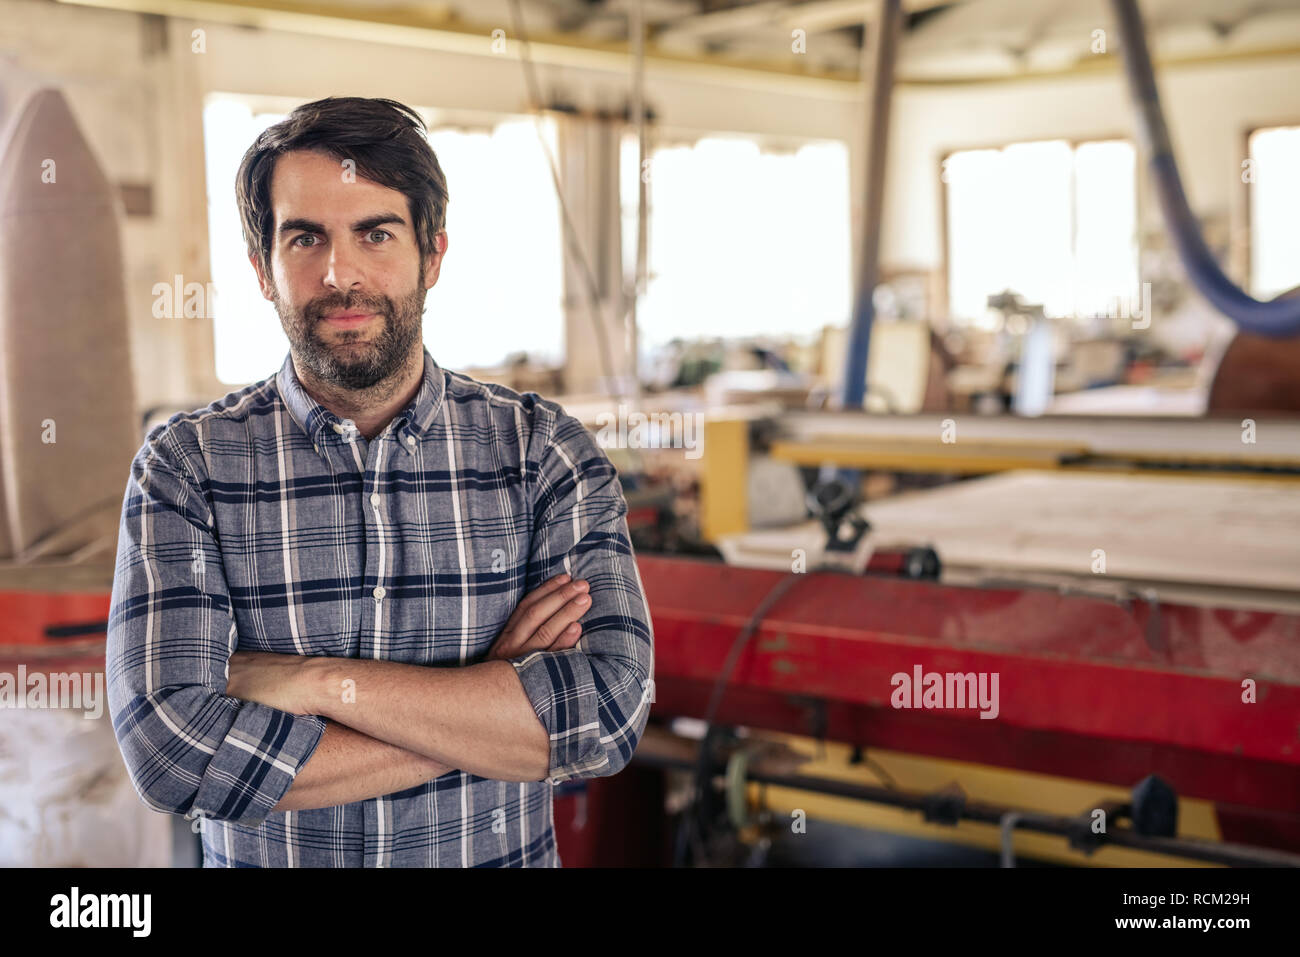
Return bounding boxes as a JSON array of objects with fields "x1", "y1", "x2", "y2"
[{"x1": 106, "y1": 347, "x2": 655, "y2": 867}]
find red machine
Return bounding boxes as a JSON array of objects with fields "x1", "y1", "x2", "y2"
[
  {"x1": 6, "y1": 556, "x2": 1298, "y2": 865},
  {"x1": 627, "y1": 553, "x2": 1300, "y2": 856}
]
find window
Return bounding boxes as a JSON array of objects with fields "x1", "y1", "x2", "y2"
[
  {"x1": 621, "y1": 134, "x2": 851, "y2": 350},
  {"x1": 1249, "y1": 125, "x2": 1300, "y2": 299},
  {"x1": 202, "y1": 96, "x2": 563, "y2": 384},
  {"x1": 944, "y1": 138, "x2": 1138, "y2": 326}
]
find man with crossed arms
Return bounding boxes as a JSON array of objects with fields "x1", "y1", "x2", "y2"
[{"x1": 107, "y1": 96, "x2": 655, "y2": 867}]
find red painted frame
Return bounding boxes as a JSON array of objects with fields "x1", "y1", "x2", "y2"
[{"x1": 639, "y1": 555, "x2": 1300, "y2": 820}]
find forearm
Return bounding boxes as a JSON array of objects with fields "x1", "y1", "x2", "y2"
[
  {"x1": 305, "y1": 658, "x2": 550, "y2": 782},
  {"x1": 273, "y1": 720, "x2": 454, "y2": 812}
]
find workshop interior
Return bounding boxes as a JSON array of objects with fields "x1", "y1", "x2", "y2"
[{"x1": 2, "y1": 0, "x2": 1299, "y2": 869}]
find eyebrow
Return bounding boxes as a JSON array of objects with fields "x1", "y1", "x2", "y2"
[{"x1": 278, "y1": 212, "x2": 409, "y2": 238}]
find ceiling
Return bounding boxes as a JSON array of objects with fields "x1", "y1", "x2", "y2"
[
  {"x1": 54, "y1": 0, "x2": 1300, "y2": 82},
  {"x1": 360, "y1": 0, "x2": 1300, "y2": 78}
]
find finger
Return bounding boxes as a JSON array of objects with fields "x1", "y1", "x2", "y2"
[
  {"x1": 511, "y1": 579, "x2": 589, "y2": 641},
  {"x1": 521, "y1": 592, "x2": 591, "y2": 650},
  {"x1": 499, "y1": 572, "x2": 575, "y2": 632},
  {"x1": 547, "y1": 621, "x2": 583, "y2": 651},
  {"x1": 491, "y1": 594, "x2": 588, "y2": 660}
]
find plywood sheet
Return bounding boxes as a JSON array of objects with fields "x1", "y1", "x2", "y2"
[
  {"x1": 861, "y1": 471, "x2": 1300, "y2": 592},
  {"x1": 717, "y1": 471, "x2": 1300, "y2": 598}
]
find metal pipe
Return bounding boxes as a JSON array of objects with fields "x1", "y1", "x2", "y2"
[
  {"x1": 1110, "y1": 0, "x2": 1300, "y2": 336},
  {"x1": 838, "y1": 0, "x2": 902, "y2": 412},
  {"x1": 628, "y1": 0, "x2": 647, "y2": 399},
  {"x1": 999, "y1": 811, "x2": 1026, "y2": 868},
  {"x1": 634, "y1": 727, "x2": 1300, "y2": 868}
]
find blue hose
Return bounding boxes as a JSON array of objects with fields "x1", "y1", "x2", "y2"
[{"x1": 1111, "y1": 0, "x2": 1300, "y2": 337}]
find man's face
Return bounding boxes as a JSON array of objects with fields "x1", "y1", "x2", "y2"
[{"x1": 250, "y1": 149, "x2": 447, "y2": 391}]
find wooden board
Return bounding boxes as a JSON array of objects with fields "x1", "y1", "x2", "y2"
[
  {"x1": 717, "y1": 470, "x2": 1300, "y2": 609},
  {"x1": 780, "y1": 412, "x2": 1300, "y2": 466},
  {"x1": 769, "y1": 437, "x2": 1089, "y2": 474}
]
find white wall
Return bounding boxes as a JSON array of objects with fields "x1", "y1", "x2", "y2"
[{"x1": 881, "y1": 55, "x2": 1300, "y2": 286}]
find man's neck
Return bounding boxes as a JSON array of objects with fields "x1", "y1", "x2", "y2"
[{"x1": 294, "y1": 347, "x2": 425, "y2": 441}]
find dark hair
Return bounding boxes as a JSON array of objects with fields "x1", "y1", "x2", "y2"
[{"x1": 235, "y1": 96, "x2": 448, "y2": 278}]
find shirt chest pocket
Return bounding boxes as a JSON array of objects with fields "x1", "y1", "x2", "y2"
[{"x1": 421, "y1": 549, "x2": 526, "y2": 663}]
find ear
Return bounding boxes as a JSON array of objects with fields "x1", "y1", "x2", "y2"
[
  {"x1": 423, "y1": 232, "x2": 448, "y2": 290},
  {"x1": 249, "y1": 252, "x2": 275, "y2": 302}
]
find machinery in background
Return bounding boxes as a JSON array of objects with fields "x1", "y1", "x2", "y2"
[
  {"x1": 550, "y1": 400, "x2": 1300, "y2": 868},
  {"x1": 630, "y1": 548, "x2": 1300, "y2": 867},
  {"x1": 1208, "y1": 322, "x2": 1300, "y2": 415}
]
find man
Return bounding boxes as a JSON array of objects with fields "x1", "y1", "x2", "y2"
[{"x1": 106, "y1": 97, "x2": 655, "y2": 867}]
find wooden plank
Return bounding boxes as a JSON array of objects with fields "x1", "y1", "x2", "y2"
[
  {"x1": 857, "y1": 471, "x2": 1300, "y2": 592},
  {"x1": 769, "y1": 437, "x2": 1088, "y2": 473},
  {"x1": 780, "y1": 411, "x2": 1300, "y2": 465},
  {"x1": 716, "y1": 471, "x2": 1300, "y2": 605}
]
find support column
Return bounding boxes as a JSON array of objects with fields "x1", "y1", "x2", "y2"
[{"x1": 556, "y1": 111, "x2": 635, "y2": 396}]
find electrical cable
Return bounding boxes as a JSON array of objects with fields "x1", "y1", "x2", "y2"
[{"x1": 678, "y1": 571, "x2": 804, "y2": 866}]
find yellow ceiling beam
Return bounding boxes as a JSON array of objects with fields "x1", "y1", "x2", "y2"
[
  {"x1": 53, "y1": 0, "x2": 1300, "y2": 93},
  {"x1": 54, "y1": 0, "x2": 863, "y2": 97}
]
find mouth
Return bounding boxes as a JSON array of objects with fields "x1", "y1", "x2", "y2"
[{"x1": 320, "y1": 311, "x2": 376, "y2": 329}]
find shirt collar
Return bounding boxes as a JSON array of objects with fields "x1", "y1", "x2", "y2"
[{"x1": 275, "y1": 346, "x2": 446, "y2": 451}]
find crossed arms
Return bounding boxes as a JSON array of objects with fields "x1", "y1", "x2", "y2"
[
  {"x1": 231, "y1": 573, "x2": 596, "y2": 811},
  {"x1": 106, "y1": 411, "x2": 655, "y2": 826}
]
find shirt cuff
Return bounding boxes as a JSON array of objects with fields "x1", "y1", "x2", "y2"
[
  {"x1": 191, "y1": 702, "x2": 327, "y2": 827},
  {"x1": 510, "y1": 649, "x2": 612, "y2": 784}
]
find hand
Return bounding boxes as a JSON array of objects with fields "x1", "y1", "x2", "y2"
[
  {"x1": 486, "y1": 572, "x2": 590, "y2": 661},
  {"x1": 226, "y1": 650, "x2": 318, "y2": 715}
]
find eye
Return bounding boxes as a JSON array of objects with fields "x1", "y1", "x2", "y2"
[
  {"x1": 291, "y1": 234, "x2": 319, "y2": 248},
  {"x1": 367, "y1": 229, "x2": 393, "y2": 244}
]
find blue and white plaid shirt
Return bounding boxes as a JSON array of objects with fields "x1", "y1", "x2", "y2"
[{"x1": 106, "y1": 347, "x2": 655, "y2": 867}]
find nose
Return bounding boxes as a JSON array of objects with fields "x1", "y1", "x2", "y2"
[{"x1": 322, "y1": 241, "x2": 364, "y2": 293}]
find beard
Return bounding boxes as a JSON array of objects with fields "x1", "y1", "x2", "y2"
[{"x1": 275, "y1": 279, "x2": 426, "y2": 392}]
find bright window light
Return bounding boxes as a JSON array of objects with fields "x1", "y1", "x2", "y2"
[
  {"x1": 203, "y1": 99, "x2": 286, "y2": 385},
  {"x1": 1073, "y1": 141, "x2": 1139, "y2": 318},
  {"x1": 945, "y1": 139, "x2": 1137, "y2": 326},
  {"x1": 622, "y1": 134, "x2": 851, "y2": 349},
  {"x1": 202, "y1": 97, "x2": 563, "y2": 384},
  {"x1": 1249, "y1": 125, "x2": 1300, "y2": 299}
]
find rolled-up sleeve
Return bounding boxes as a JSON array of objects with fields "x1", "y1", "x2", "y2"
[
  {"x1": 106, "y1": 425, "x2": 325, "y2": 826},
  {"x1": 510, "y1": 407, "x2": 655, "y2": 784}
]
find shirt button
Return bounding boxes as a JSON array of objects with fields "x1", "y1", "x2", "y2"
[
  {"x1": 405, "y1": 435, "x2": 416, "y2": 447},
  {"x1": 369, "y1": 493, "x2": 380, "y2": 507},
  {"x1": 372, "y1": 586, "x2": 386, "y2": 600}
]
